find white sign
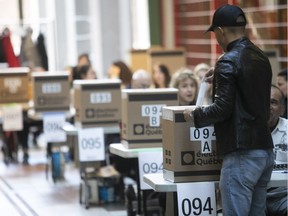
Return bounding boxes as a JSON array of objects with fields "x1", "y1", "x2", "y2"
[
  {"x1": 190, "y1": 127, "x2": 216, "y2": 153},
  {"x1": 90, "y1": 92, "x2": 112, "y2": 104},
  {"x1": 141, "y1": 104, "x2": 165, "y2": 127},
  {"x1": 42, "y1": 83, "x2": 61, "y2": 94},
  {"x1": 2, "y1": 104, "x2": 23, "y2": 131},
  {"x1": 138, "y1": 151, "x2": 163, "y2": 190},
  {"x1": 78, "y1": 128, "x2": 105, "y2": 162},
  {"x1": 4, "y1": 78, "x2": 21, "y2": 93},
  {"x1": 43, "y1": 112, "x2": 66, "y2": 142},
  {"x1": 177, "y1": 182, "x2": 217, "y2": 216}
]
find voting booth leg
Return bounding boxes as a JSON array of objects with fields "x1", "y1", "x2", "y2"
[
  {"x1": 166, "y1": 192, "x2": 178, "y2": 216},
  {"x1": 46, "y1": 143, "x2": 66, "y2": 183},
  {"x1": 135, "y1": 158, "x2": 143, "y2": 215}
]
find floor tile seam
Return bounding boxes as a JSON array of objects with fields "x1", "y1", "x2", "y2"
[{"x1": 0, "y1": 176, "x2": 39, "y2": 216}]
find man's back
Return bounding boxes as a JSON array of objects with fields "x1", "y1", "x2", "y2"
[{"x1": 213, "y1": 37, "x2": 273, "y2": 154}]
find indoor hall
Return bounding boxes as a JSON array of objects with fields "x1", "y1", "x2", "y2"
[
  {"x1": 0, "y1": 137, "x2": 127, "y2": 216},
  {"x1": 0, "y1": 0, "x2": 287, "y2": 216}
]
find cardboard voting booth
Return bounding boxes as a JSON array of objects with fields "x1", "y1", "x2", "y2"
[
  {"x1": 73, "y1": 79, "x2": 121, "y2": 128},
  {"x1": 162, "y1": 106, "x2": 222, "y2": 182},
  {"x1": 0, "y1": 67, "x2": 30, "y2": 104},
  {"x1": 121, "y1": 88, "x2": 178, "y2": 149},
  {"x1": 32, "y1": 71, "x2": 70, "y2": 111}
]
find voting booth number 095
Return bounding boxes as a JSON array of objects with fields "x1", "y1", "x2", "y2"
[
  {"x1": 141, "y1": 104, "x2": 165, "y2": 127},
  {"x1": 190, "y1": 126, "x2": 216, "y2": 154},
  {"x1": 138, "y1": 151, "x2": 163, "y2": 190},
  {"x1": 177, "y1": 182, "x2": 217, "y2": 216},
  {"x1": 78, "y1": 127, "x2": 105, "y2": 162}
]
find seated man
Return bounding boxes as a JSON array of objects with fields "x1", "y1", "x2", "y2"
[
  {"x1": 267, "y1": 85, "x2": 288, "y2": 216},
  {"x1": 131, "y1": 69, "x2": 152, "y2": 89}
]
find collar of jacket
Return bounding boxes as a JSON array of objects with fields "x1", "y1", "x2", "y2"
[{"x1": 226, "y1": 36, "x2": 247, "y2": 51}]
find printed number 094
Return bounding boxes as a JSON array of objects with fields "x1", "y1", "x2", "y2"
[
  {"x1": 142, "y1": 162, "x2": 163, "y2": 174},
  {"x1": 182, "y1": 197, "x2": 213, "y2": 216}
]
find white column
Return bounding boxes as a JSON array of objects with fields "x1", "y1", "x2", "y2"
[
  {"x1": 162, "y1": 0, "x2": 175, "y2": 48},
  {"x1": 65, "y1": 0, "x2": 77, "y2": 67},
  {"x1": 44, "y1": 0, "x2": 57, "y2": 70},
  {"x1": 89, "y1": 0, "x2": 103, "y2": 78},
  {"x1": 131, "y1": 0, "x2": 150, "y2": 49},
  {"x1": 118, "y1": 0, "x2": 132, "y2": 65}
]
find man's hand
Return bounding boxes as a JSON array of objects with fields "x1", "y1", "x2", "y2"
[
  {"x1": 203, "y1": 67, "x2": 214, "y2": 84},
  {"x1": 183, "y1": 107, "x2": 195, "y2": 122}
]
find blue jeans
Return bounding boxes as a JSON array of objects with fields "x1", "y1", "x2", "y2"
[{"x1": 220, "y1": 149, "x2": 274, "y2": 216}]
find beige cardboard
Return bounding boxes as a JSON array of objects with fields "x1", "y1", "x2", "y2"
[
  {"x1": 32, "y1": 71, "x2": 70, "y2": 111},
  {"x1": 73, "y1": 79, "x2": 121, "y2": 127},
  {"x1": 121, "y1": 88, "x2": 179, "y2": 148},
  {"x1": 0, "y1": 67, "x2": 29, "y2": 104},
  {"x1": 162, "y1": 106, "x2": 222, "y2": 183},
  {"x1": 130, "y1": 47, "x2": 186, "y2": 75}
]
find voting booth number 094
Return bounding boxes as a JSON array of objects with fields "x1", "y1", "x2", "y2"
[
  {"x1": 141, "y1": 104, "x2": 165, "y2": 127},
  {"x1": 177, "y1": 182, "x2": 217, "y2": 216},
  {"x1": 78, "y1": 127, "x2": 105, "y2": 162},
  {"x1": 138, "y1": 151, "x2": 163, "y2": 190},
  {"x1": 43, "y1": 112, "x2": 66, "y2": 142},
  {"x1": 190, "y1": 126, "x2": 216, "y2": 154}
]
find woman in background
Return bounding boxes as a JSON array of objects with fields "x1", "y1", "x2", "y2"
[
  {"x1": 170, "y1": 67, "x2": 199, "y2": 105},
  {"x1": 108, "y1": 60, "x2": 132, "y2": 89},
  {"x1": 73, "y1": 64, "x2": 96, "y2": 80},
  {"x1": 77, "y1": 53, "x2": 91, "y2": 66},
  {"x1": 152, "y1": 63, "x2": 171, "y2": 88}
]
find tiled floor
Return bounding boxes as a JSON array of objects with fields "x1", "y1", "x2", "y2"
[{"x1": 0, "y1": 143, "x2": 127, "y2": 216}]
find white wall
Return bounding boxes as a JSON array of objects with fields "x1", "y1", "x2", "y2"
[{"x1": 0, "y1": 0, "x2": 134, "y2": 77}]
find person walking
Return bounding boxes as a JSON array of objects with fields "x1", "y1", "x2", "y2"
[{"x1": 183, "y1": 4, "x2": 274, "y2": 216}]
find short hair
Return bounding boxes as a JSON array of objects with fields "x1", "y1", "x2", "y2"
[
  {"x1": 132, "y1": 69, "x2": 151, "y2": 80},
  {"x1": 223, "y1": 26, "x2": 246, "y2": 34},
  {"x1": 170, "y1": 67, "x2": 199, "y2": 89}
]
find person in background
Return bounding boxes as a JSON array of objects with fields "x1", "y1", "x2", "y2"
[
  {"x1": 73, "y1": 64, "x2": 96, "y2": 80},
  {"x1": 193, "y1": 63, "x2": 210, "y2": 81},
  {"x1": 266, "y1": 85, "x2": 287, "y2": 216},
  {"x1": 170, "y1": 67, "x2": 199, "y2": 105},
  {"x1": 276, "y1": 69, "x2": 287, "y2": 119},
  {"x1": 70, "y1": 64, "x2": 97, "y2": 116},
  {"x1": 108, "y1": 60, "x2": 132, "y2": 89},
  {"x1": 77, "y1": 53, "x2": 91, "y2": 66},
  {"x1": 152, "y1": 63, "x2": 171, "y2": 88},
  {"x1": 131, "y1": 69, "x2": 152, "y2": 89},
  {"x1": 67, "y1": 53, "x2": 93, "y2": 85},
  {"x1": 183, "y1": 4, "x2": 274, "y2": 215},
  {"x1": 194, "y1": 63, "x2": 213, "y2": 105}
]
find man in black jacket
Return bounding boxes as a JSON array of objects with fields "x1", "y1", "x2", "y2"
[{"x1": 184, "y1": 4, "x2": 274, "y2": 216}]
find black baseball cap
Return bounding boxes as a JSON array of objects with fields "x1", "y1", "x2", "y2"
[{"x1": 206, "y1": 4, "x2": 247, "y2": 32}]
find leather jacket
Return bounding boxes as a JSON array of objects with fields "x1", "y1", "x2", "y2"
[{"x1": 194, "y1": 37, "x2": 274, "y2": 155}]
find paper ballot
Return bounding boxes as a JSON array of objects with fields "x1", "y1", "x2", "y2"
[{"x1": 196, "y1": 81, "x2": 207, "y2": 106}]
